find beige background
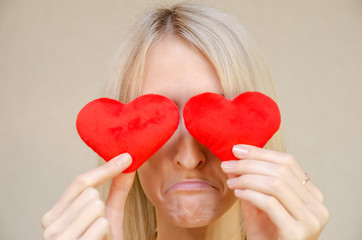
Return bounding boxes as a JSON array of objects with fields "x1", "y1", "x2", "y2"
[{"x1": 1, "y1": 0, "x2": 361, "y2": 239}]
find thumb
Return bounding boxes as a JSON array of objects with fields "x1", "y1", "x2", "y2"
[
  {"x1": 105, "y1": 170, "x2": 135, "y2": 214},
  {"x1": 105, "y1": 154, "x2": 135, "y2": 238}
]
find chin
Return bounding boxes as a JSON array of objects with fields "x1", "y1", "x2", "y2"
[
  {"x1": 168, "y1": 210, "x2": 217, "y2": 228},
  {"x1": 162, "y1": 193, "x2": 223, "y2": 228}
]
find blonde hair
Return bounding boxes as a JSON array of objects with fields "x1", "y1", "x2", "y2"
[{"x1": 98, "y1": 3, "x2": 286, "y2": 240}]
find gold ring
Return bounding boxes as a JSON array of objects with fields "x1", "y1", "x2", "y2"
[{"x1": 302, "y1": 172, "x2": 310, "y2": 185}]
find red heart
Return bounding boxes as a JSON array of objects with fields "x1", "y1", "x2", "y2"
[
  {"x1": 183, "y1": 92, "x2": 281, "y2": 161},
  {"x1": 76, "y1": 95, "x2": 179, "y2": 172}
]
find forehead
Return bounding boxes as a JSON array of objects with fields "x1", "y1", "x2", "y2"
[{"x1": 140, "y1": 35, "x2": 222, "y2": 96}]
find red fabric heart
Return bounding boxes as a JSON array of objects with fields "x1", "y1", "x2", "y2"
[
  {"x1": 183, "y1": 92, "x2": 281, "y2": 161},
  {"x1": 76, "y1": 95, "x2": 179, "y2": 172}
]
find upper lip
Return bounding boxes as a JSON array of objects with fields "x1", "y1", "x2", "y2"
[{"x1": 166, "y1": 178, "x2": 218, "y2": 193}]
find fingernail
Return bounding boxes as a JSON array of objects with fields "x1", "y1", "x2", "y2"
[
  {"x1": 221, "y1": 161, "x2": 237, "y2": 169},
  {"x1": 232, "y1": 145, "x2": 248, "y2": 158},
  {"x1": 116, "y1": 153, "x2": 132, "y2": 167},
  {"x1": 226, "y1": 178, "x2": 238, "y2": 188}
]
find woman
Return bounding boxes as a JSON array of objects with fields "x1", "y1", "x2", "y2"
[{"x1": 41, "y1": 3, "x2": 329, "y2": 240}]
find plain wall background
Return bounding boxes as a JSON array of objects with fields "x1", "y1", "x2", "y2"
[{"x1": 1, "y1": 0, "x2": 361, "y2": 239}]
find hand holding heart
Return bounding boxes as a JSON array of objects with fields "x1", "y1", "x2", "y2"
[
  {"x1": 74, "y1": 91, "x2": 328, "y2": 240},
  {"x1": 183, "y1": 92, "x2": 281, "y2": 161},
  {"x1": 41, "y1": 153, "x2": 135, "y2": 240},
  {"x1": 76, "y1": 94, "x2": 180, "y2": 173},
  {"x1": 42, "y1": 91, "x2": 281, "y2": 240},
  {"x1": 42, "y1": 91, "x2": 328, "y2": 240},
  {"x1": 222, "y1": 145, "x2": 329, "y2": 240}
]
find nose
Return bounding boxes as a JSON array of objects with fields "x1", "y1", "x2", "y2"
[{"x1": 173, "y1": 115, "x2": 207, "y2": 169}]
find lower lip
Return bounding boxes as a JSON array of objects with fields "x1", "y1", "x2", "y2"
[{"x1": 168, "y1": 182, "x2": 215, "y2": 192}]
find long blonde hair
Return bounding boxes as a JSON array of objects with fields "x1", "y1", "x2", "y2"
[{"x1": 98, "y1": 3, "x2": 285, "y2": 240}]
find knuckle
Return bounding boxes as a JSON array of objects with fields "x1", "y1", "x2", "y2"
[
  {"x1": 282, "y1": 153, "x2": 295, "y2": 166},
  {"x1": 83, "y1": 187, "x2": 100, "y2": 199},
  {"x1": 275, "y1": 165, "x2": 289, "y2": 177},
  {"x1": 243, "y1": 160, "x2": 254, "y2": 169},
  {"x1": 97, "y1": 217, "x2": 111, "y2": 230},
  {"x1": 247, "y1": 147, "x2": 257, "y2": 158},
  {"x1": 316, "y1": 189, "x2": 325, "y2": 203},
  {"x1": 57, "y1": 232, "x2": 72, "y2": 240},
  {"x1": 93, "y1": 199, "x2": 106, "y2": 214},
  {"x1": 300, "y1": 212, "x2": 323, "y2": 237},
  {"x1": 263, "y1": 195, "x2": 278, "y2": 210},
  {"x1": 292, "y1": 226, "x2": 308, "y2": 240},
  {"x1": 309, "y1": 183, "x2": 325, "y2": 203},
  {"x1": 309, "y1": 216, "x2": 322, "y2": 232},
  {"x1": 43, "y1": 226, "x2": 58, "y2": 240},
  {"x1": 320, "y1": 205, "x2": 330, "y2": 224},
  {"x1": 281, "y1": 226, "x2": 302, "y2": 240},
  {"x1": 308, "y1": 221, "x2": 323, "y2": 238},
  {"x1": 238, "y1": 175, "x2": 249, "y2": 186},
  {"x1": 74, "y1": 174, "x2": 92, "y2": 188},
  {"x1": 269, "y1": 177, "x2": 284, "y2": 191},
  {"x1": 41, "y1": 212, "x2": 51, "y2": 229}
]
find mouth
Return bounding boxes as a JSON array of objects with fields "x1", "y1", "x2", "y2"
[{"x1": 166, "y1": 179, "x2": 218, "y2": 193}]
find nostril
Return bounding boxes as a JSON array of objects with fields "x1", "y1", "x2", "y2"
[{"x1": 196, "y1": 160, "x2": 204, "y2": 168}]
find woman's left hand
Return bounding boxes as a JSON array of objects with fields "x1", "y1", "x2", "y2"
[{"x1": 221, "y1": 144, "x2": 329, "y2": 240}]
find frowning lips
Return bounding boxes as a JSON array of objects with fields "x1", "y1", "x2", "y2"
[{"x1": 166, "y1": 179, "x2": 218, "y2": 193}]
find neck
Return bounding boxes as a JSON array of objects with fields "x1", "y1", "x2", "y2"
[{"x1": 156, "y1": 201, "x2": 242, "y2": 240}]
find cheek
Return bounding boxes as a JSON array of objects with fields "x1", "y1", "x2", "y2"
[{"x1": 137, "y1": 156, "x2": 165, "y2": 205}]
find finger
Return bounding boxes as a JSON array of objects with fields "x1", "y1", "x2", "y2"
[
  {"x1": 233, "y1": 145, "x2": 317, "y2": 188},
  {"x1": 232, "y1": 144, "x2": 305, "y2": 180},
  {"x1": 238, "y1": 190, "x2": 327, "y2": 239},
  {"x1": 304, "y1": 181, "x2": 325, "y2": 203},
  {"x1": 58, "y1": 198, "x2": 106, "y2": 239},
  {"x1": 227, "y1": 174, "x2": 314, "y2": 221},
  {"x1": 221, "y1": 159, "x2": 278, "y2": 177},
  {"x1": 42, "y1": 153, "x2": 132, "y2": 229},
  {"x1": 223, "y1": 160, "x2": 327, "y2": 225},
  {"x1": 105, "y1": 171, "x2": 136, "y2": 238},
  {"x1": 43, "y1": 187, "x2": 100, "y2": 238},
  {"x1": 236, "y1": 189, "x2": 296, "y2": 228},
  {"x1": 221, "y1": 159, "x2": 324, "y2": 204},
  {"x1": 79, "y1": 217, "x2": 112, "y2": 240},
  {"x1": 106, "y1": 171, "x2": 135, "y2": 215}
]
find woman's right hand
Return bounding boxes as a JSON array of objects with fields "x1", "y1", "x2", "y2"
[{"x1": 41, "y1": 153, "x2": 135, "y2": 240}]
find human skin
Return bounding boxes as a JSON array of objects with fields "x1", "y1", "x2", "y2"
[
  {"x1": 41, "y1": 34, "x2": 329, "y2": 240},
  {"x1": 41, "y1": 153, "x2": 135, "y2": 239},
  {"x1": 137, "y1": 35, "x2": 239, "y2": 239},
  {"x1": 138, "y1": 35, "x2": 329, "y2": 240}
]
